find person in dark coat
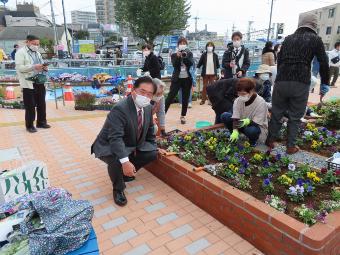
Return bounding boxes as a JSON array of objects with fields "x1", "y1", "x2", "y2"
[
  {"x1": 197, "y1": 41, "x2": 220, "y2": 105},
  {"x1": 222, "y1": 31, "x2": 250, "y2": 79},
  {"x1": 165, "y1": 37, "x2": 194, "y2": 124},
  {"x1": 91, "y1": 76, "x2": 158, "y2": 206},
  {"x1": 140, "y1": 44, "x2": 161, "y2": 79},
  {"x1": 11, "y1": 44, "x2": 19, "y2": 60},
  {"x1": 207, "y1": 78, "x2": 239, "y2": 124},
  {"x1": 266, "y1": 13, "x2": 330, "y2": 154},
  {"x1": 253, "y1": 64, "x2": 272, "y2": 103}
]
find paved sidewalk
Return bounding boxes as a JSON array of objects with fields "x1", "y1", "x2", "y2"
[{"x1": 0, "y1": 105, "x2": 262, "y2": 255}]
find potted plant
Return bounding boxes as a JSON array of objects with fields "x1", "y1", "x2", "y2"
[{"x1": 74, "y1": 92, "x2": 96, "y2": 111}]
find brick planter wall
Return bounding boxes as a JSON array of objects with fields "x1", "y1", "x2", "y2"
[{"x1": 145, "y1": 153, "x2": 340, "y2": 255}]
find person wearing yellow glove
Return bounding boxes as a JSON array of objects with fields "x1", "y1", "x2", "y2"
[{"x1": 221, "y1": 78, "x2": 269, "y2": 146}]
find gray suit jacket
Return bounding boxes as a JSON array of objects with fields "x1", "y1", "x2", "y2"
[{"x1": 91, "y1": 96, "x2": 157, "y2": 159}]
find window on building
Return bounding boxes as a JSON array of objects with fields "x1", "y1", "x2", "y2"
[
  {"x1": 326, "y1": 26, "x2": 332, "y2": 35},
  {"x1": 338, "y1": 26, "x2": 340, "y2": 34},
  {"x1": 328, "y1": 8, "x2": 335, "y2": 18}
]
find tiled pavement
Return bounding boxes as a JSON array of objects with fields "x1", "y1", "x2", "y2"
[{"x1": 0, "y1": 83, "x2": 339, "y2": 254}]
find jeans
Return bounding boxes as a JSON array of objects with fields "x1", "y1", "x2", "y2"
[
  {"x1": 220, "y1": 112, "x2": 261, "y2": 146},
  {"x1": 178, "y1": 87, "x2": 192, "y2": 104}
]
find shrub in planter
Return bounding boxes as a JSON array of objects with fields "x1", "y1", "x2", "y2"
[
  {"x1": 313, "y1": 100, "x2": 340, "y2": 129},
  {"x1": 74, "y1": 92, "x2": 96, "y2": 111}
]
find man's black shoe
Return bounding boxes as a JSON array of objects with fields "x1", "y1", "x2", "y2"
[
  {"x1": 26, "y1": 127, "x2": 37, "y2": 133},
  {"x1": 123, "y1": 175, "x2": 135, "y2": 182},
  {"x1": 113, "y1": 190, "x2": 127, "y2": 206},
  {"x1": 37, "y1": 123, "x2": 51, "y2": 129}
]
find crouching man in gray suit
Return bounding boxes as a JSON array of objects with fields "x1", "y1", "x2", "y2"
[{"x1": 91, "y1": 76, "x2": 158, "y2": 206}]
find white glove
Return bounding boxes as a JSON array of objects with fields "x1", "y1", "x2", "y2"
[
  {"x1": 144, "y1": 71, "x2": 151, "y2": 77},
  {"x1": 136, "y1": 68, "x2": 142, "y2": 77}
]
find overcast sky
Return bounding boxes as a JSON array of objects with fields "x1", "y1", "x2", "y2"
[{"x1": 7, "y1": 0, "x2": 340, "y2": 36}]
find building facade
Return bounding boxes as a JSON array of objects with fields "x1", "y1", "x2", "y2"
[
  {"x1": 300, "y1": 3, "x2": 340, "y2": 50},
  {"x1": 95, "y1": 0, "x2": 115, "y2": 25},
  {"x1": 71, "y1": 11, "x2": 97, "y2": 25}
]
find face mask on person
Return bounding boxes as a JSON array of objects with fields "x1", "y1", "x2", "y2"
[
  {"x1": 233, "y1": 40, "x2": 241, "y2": 48},
  {"x1": 28, "y1": 45, "x2": 39, "y2": 52},
  {"x1": 178, "y1": 44, "x2": 187, "y2": 51},
  {"x1": 207, "y1": 46, "x2": 213, "y2": 52},
  {"x1": 135, "y1": 94, "x2": 151, "y2": 108},
  {"x1": 152, "y1": 95, "x2": 163, "y2": 102},
  {"x1": 259, "y1": 73, "x2": 270, "y2": 81},
  {"x1": 143, "y1": 50, "x2": 151, "y2": 57},
  {"x1": 238, "y1": 94, "x2": 250, "y2": 102}
]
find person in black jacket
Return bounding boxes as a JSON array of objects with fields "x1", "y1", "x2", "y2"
[
  {"x1": 139, "y1": 44, "x2": 161, "y2": 79},
  {"x1": 222, "y1": 32, "x2": 250, "y2": 79},
  {"x1": 197, "y1": 42, "x2": 220, "y2": 105},
  {"x1": 165, "y1": 37, "x2": 194, "y2": 124},
  {"x1": 266, "y1": 12, "x2": 330, "y2": 154},
  {"x1": 206, "y1": 78, "x2": 239, "y2": 124}
]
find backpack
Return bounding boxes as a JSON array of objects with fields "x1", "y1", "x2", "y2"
[{"x1": 157, "y1": 55, "x2": 165, "y2": 70}]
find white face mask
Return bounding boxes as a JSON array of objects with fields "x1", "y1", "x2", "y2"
[
  {"x1": 29, "y1": 45, "x2": 39, "y2": 52},
  {"x1": 207, "y1": 46, "x2": 213, "y2": 52},
  {"x1": 153, "y1": 95, "x2": 163, "y2": 102},
  {"x1": 259, "y1": 73, "x2": 270, "y2": 81},
  {"x1": 178, "y1": 44, "x2": 187, "y2": 51},
  {"x1": 143, "y1": 50, "x2": 151, "y2": 57},
  {"x1": 135, "y1": 94, "x2": 151, "y2": 108},
  {"x1": 233, "y1": 40, "x2": 241, "y2": 48},
  {"x1": 238, "y1": 95, "x2": 250, "y2": 102}
]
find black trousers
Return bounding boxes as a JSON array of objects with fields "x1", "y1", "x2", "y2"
[
  {"x1": 22, "y1": 83, "x2": 47, "y2": 128},
  {"x1": 165, "y1": 78, "x2": 192, "y2": 116},
  {"x1": 100, "y1": 150, "x2": 157, "y2": 191},
  {"x1": 268, "y1": 81, "x2": 309, "y2": 147}
]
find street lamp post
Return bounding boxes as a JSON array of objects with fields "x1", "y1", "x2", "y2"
[
  {"x1": 267, "y1": 0, "x2": 274, "y2": 41},
  {"x1": 61, "y1": 0, "x2": 72, "y2": 57},
  {"x1": 49, "y1": 0, "x2": 59, "y2": 56}
]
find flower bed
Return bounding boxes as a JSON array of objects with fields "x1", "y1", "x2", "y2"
[
  {"x1": 158, "y1": 128, "x2": 339, "y2": 225},
  {"x1": 146, "y1": 125, "x2": 340, "y2": 255}
]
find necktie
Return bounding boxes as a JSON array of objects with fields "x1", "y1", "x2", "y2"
[{"x1": 137, "y1": 109, "x2": 143, "y2": 140}]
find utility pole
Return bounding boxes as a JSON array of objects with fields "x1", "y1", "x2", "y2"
[
  {"x1": 61, "y1": 0, "x2": 71, "y2": 57},
  {"x1": 267, "y1": 0, "x2": 274, "y2": 41},
  {"x1": 49, "y1": 0, "x2": 58, "y2": 55},
  {"x1": 193, "y1": 16, "x2": 199, "y2": 33},
  {"x1": 247, "y1": 21, "x2": 254, "y2": 41}
]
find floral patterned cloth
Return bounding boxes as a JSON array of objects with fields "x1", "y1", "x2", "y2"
[{"x1": 0, "y1": 187, "x2": 94, "y2": 255}]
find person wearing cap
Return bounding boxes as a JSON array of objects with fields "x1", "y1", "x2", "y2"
[
  {"x1": 266, "y1": 13, "x2": 330, "y2": 154},
  {"x1": 253, "y1": 64, "x2": 272, "y2": 104}
]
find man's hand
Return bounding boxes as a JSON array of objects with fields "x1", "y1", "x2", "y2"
[
  {"x1": 176, "y1": 51, "x2": 182, "y2": 57},
  {"x1": 236, "y1": 71, "x2": 243, "y2": 77},
  {"x1": 34, "y1": 64, "x2": 44, "y2": 72},
  {"x1": 122, "y1": 161, "x2": 136, "y2": 177}
]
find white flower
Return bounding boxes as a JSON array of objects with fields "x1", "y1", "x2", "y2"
[
  {"x1": 289, "y1": 186, "x2": 297, "y2": 195},
  {"x1": 304, "y1": 131, "x2": 313, "y2": 136},
  {"x1": 288, "y1": 164, "x2": 296, "y2": 171}
]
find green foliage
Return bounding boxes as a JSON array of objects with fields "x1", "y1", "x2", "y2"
[
  {"x1": 294, "y1": 205, "x2": 317, "y2": 225},
  {"x1": 115, "y1": 0, "x2": 191, "y2": 44},
  {"x1": 193, "y1": 154, "x2": 207, "y2": 166},
  {"x1": 233, "y1": 174, "x2": 251, "y2": 190},
  {"x1": 315, "y1": 100, "x2": 340, "y2": 129},
  {"x1": 74, "y1": 92, "x2": 96, "y2": 107},
  {"x1": 74, "y1": 30, "x2": 89, "y2": 40},
  {"x1": 0, "y1": 87, "x2": 5, "y2": 99},
  {"x1": 331, "y1": 188, "x2": 340, "y2": 201},
  {"x1": 40, "y1": 37, "x2": 54, "y2": 54},
  {"x1": 167, "y1": 144, "x2": 180, "y2": 153}
]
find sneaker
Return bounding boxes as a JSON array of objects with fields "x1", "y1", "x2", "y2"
[
  {"x1": 287, "y1": 146, "x2": 300, "y2": 154},
  {"x1": 188, "y1": 103, "x2": 192, "y2": 108},
  {"x1": 26, "y1": 127, "x2": 37, "y2": 133},
  {"x1": 180, "y1": 116, "x2": 186, "y2": 124}
]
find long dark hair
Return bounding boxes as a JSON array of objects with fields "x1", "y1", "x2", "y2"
[{"x1": 262, "y1": 41, "x2": 274, "y2": 55}]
